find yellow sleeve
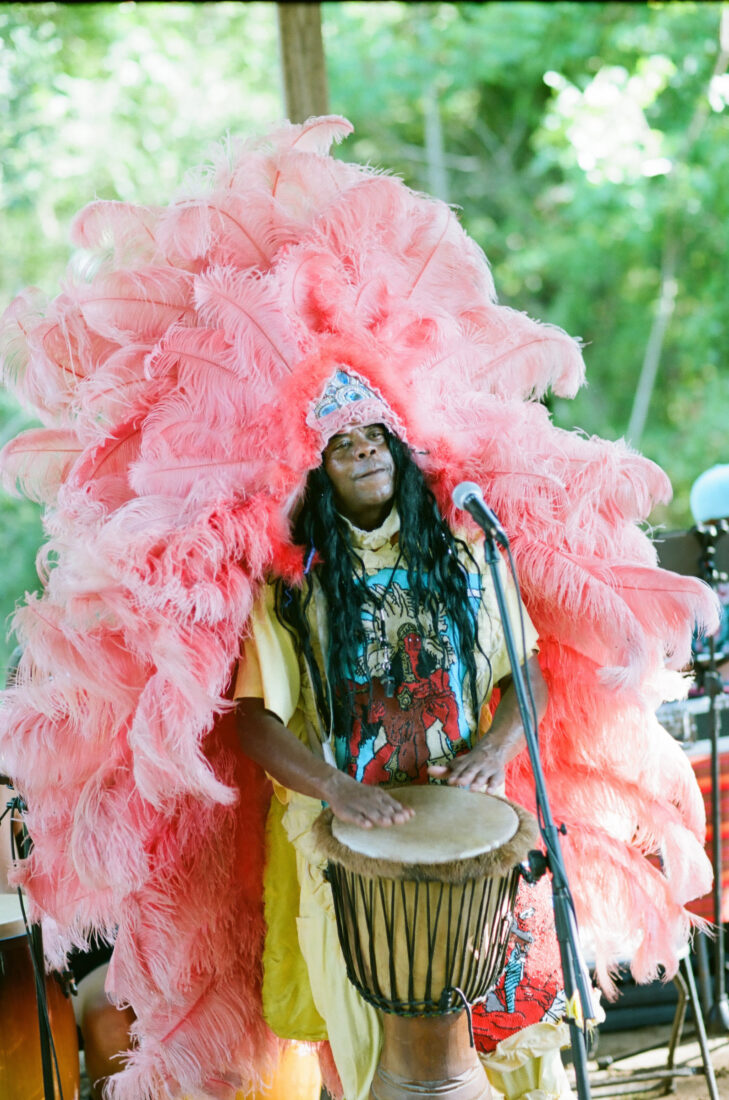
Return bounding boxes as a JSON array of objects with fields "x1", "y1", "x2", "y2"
[
  {"x1": 234, "y1": 584, "x2": 301, "y2": 727},
  {"x1": 488, "y1": 557, "x2": 540, "y2": 687}
]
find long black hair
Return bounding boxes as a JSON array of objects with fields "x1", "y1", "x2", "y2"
[{"x1": 275, "y1": 430, "x2": 488, "y2": 736}]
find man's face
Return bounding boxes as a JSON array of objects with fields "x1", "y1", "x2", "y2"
[{"x1": 322, "y1": 422, "x2": 396, "y2": 530}]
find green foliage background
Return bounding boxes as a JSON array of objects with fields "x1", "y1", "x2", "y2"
[{"x1": 1, "y1": 1, "x2": 727, "y2": 673}]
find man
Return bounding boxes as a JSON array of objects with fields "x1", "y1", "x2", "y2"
[
  {"x1": 234, "y1": 380, "x2": 548, "y2": 1100},
  {"x1": 236, "y1": 418, "x2": 545, "y2": 818},
  {"x1": 1, "y1": 116, "x2": 714, "y2": 1100}
]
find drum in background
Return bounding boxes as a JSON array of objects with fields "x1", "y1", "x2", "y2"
[
  {"x1": 312, "y1": 785, "x2": 538, "y2": 1100},
  {"x1": 0, "y1": 894, "x2": 81, "y2": 1100},
  {"x1": 74, "y1": 961, "x2": 136, "y2": 1100}
]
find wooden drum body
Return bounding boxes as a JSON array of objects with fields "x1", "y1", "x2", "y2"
[
  {"x1": 0, "y1": 894, "x2": 80, "y2": 1100},
  {"x1": 312, "y1": 786, "x2": 538, "y2": 1100}
]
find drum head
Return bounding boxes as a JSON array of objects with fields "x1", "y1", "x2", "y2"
[
  {"x1": 332, "y1": 785, "x2": 519, "y2": 865},
  {"x1": 0, "y1": 893, "x2": 26, "y2": 939}
]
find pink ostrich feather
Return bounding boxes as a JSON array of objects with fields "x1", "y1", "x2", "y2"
[{"x1": 0, "y1": 116, "x2": 718, "y2": 1098}]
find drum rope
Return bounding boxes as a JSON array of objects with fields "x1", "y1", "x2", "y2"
[
  {"x1": 446, "y1": 986, "x2": 476, "y2": 1047},
  {"x1": 328, "y1": 861, "x2": 520, "y2": 1020}
]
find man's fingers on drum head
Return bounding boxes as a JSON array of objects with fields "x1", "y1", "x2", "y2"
[
  {"x1": 435, "y1": 760, "x2": 476, "y2": 783},
  {"x1": 461, "y1": 768, "x2": 505, "y2": 794},
  {"x1": 375, "y1": 800, "x2": 414, "y2": 826},
  {"x1": 439, "y1": 761, "x2": 503, "y2": 792},
  {"x1": 339, "y1": 791, "x2": 414, "y2": 829},
  {"x1": 354, "y1": 809, "x2": 411, "y2": 829}
]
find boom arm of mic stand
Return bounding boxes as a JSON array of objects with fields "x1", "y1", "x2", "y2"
[{"x1": 478, "y1": 527, "x2": 595, "y2": 1100}]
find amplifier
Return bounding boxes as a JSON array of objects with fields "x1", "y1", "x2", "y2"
[
  {"x1": 653, "y1": 526, "x2": 729, "y2": 579},
  {"x1": 656, "y1": 693, "x2": 729, "y2": 743}
]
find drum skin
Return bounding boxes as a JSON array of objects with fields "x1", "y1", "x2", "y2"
[{"x1": 0, "y1": 930, "x2": 80, "y2": 1099}]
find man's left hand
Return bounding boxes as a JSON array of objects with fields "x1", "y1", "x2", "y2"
[
  {"x1": 427, "y1": 742, "x2": 506, "y2": 793},
  {"x1": 427, "y1": 655, "x2": 547, "y2": 793}
]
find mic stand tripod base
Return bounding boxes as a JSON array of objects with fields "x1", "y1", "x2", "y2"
[{"x1": 370, "y1": 1012, "x2": 490, "y2": 1100}]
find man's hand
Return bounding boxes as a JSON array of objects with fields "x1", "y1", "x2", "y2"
[
  {"x1": 235, "y1": 696, "x2": 414, "y2": 828},
  {"x1": 428, "y1": 655, "x2": 547, "y2": 793},
  {"x1": 427, "y1": 741, "x2": 506, "y2": 793},
  {"x1": 322, "y1": 770, "x2": 415, "y2": 828}
]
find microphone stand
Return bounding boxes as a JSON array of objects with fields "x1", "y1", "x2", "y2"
[
  {"x1": 695, "y1": 521, "x2": 729, "y2": 1034},
  {"x1": 476, "y1": 520, "x2": 595, "y2": 1100}
]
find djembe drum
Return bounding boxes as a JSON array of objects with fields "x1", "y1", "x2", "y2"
[
  {"x1": 312, "y1": 785, "x2": 538, "y2": 1100},
  {"x1": 0, "y1": 894, "x2": 81, "y2": 1100}
]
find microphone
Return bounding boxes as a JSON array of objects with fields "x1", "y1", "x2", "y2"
[{"x1": 452, "y1": 481, "x2": 509, "y2": 547}]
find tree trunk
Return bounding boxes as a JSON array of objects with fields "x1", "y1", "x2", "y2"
[
  {"x1": 626, "y1": 241, "x2": 678, "y2": 447},
  {"x1": 423, "y1": 80, "x2": 449, "y2": 202},
  {"x1": 276, "y1": 3, "x2": 329, "y2": 123}
]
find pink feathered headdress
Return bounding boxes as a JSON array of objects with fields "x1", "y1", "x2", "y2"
[{"x1": 0, "y1": 116, "x2": 718, "y2": 1098}]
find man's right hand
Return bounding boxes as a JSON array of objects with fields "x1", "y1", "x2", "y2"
[
  {"x1": 236, "y1": 697, "x2": 414, "y2": 829},
  {"x1": 322, "y1": 770, "x2": 414, "y2": 829}
]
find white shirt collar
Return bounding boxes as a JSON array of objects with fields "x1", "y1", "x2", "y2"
[{"x1": 341, "y1": 506, "x2": 400, "y2": 552}]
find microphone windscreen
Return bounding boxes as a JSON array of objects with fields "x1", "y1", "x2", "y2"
[{"x1": 452, "y1": 481, "x2": 482, "y2": 510}]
